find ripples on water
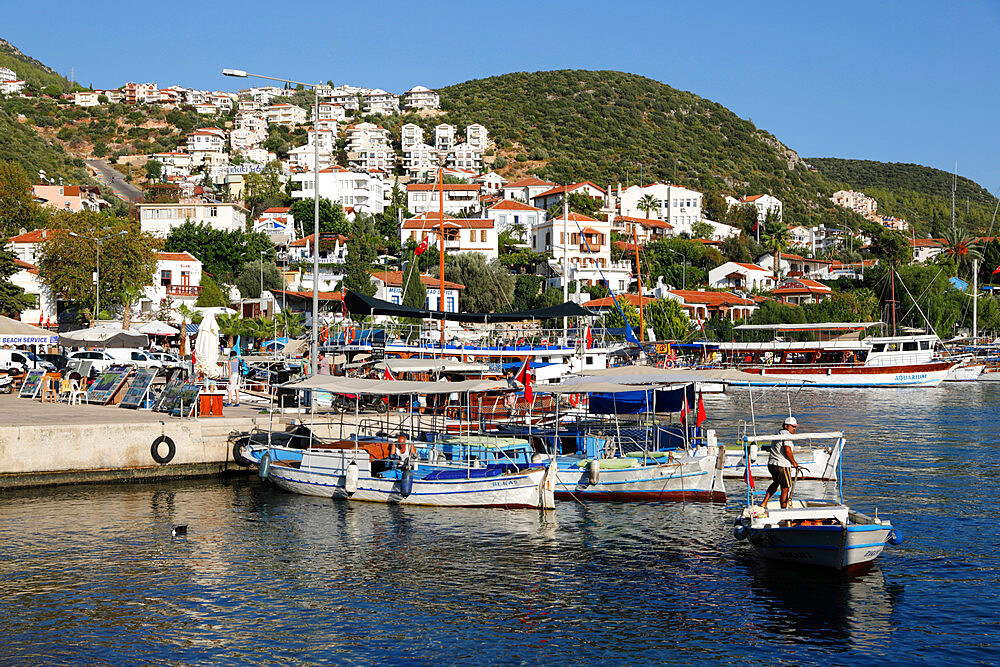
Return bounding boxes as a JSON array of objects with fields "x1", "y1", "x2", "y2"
[{"x1": 1, "y1": 385, "x2": 999, "y2": 664}]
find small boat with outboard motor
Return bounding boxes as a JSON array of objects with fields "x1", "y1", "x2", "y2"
[{"x1": 732, "y1": 430, "x2": 902, "y2": 570}]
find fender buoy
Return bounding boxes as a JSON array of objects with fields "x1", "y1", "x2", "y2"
[
  {"x1": 541, "y1": 338, "x2": 549, "y2": 346},
  {"x1": 588, "y1": 458, "x2": 600, "y2": 485},
  {"x1": 151, "y1": 435, "x2": 176, "y2": 464},
  {"x1": 259, "y1": 452, "x2": 271, "y2": 479},
  {"x1": 400, "y1": 462, "x2": 414, "y2": 498},
  {"x1": 232, "y1": 439, "x2": 253, "y2": 466},
  {"x1": 888, "y1": 529, "x2": 904, "y2": 546},
  {"x1": 733, "y1": 524, "x2": 749, "y2": 541},
  {"x1": 345, "y1": 460, "x2": 359, "y2": 494}
]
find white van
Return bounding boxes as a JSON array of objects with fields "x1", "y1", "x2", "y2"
[
  {"x1": 105, "y1": 348, "x2": 164, "y2": 370},
  {"x1": 0, "y1": 349, "x2": 56, "y2": 374}
]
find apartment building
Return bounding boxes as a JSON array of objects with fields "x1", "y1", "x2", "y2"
[
  {"x1": 727, "y1": 193, "x2": 783, "y2": 223},
  {"x1": 404, "y1": 85, "x2": 440, "y2": 110},
  {"x1": 406, "y1": 183, "x2": 481, "y2": 215},
  {"x1": 618, "y1": 183, "x2": 704, "y2": 235},
  {"x1": 401, "y1": 212, "x2": 499, "y2": 260},
  {"x1": 186, "y1": 128, "x2": 227, "y2": 156},
  {"x1": 486, "y1": 199, "x2": 545, "y2": 235},
  {"x1": 402, "y1": 143, "x2": 440, "y2": 181},
  {"x1": 532, "y1": 212, "x2": 632, "y2": 291},
  {"x1": 370, "y1": 271, "x2": 463, "y2": 312},
  {"x1": 434, "y1": 124, "x2": 456, "y2": 151},
  {"x1": 400, "y1": 123, "x2": 425, "y2": 150},
  {"x1": 832, "y1": 189, "x2": 878, "y2": 219},
  {"x1": 465, "y1": 123, "x2": 489, "y2": 151},
  {"x1": 363, "y1": 89, "x2": 400, "y2": 115},
  {"x1": 531, "y1": 181, "x2": 606, "y2": 211},
  {"x1": 137, "y1": 202, "x2": 248, "y2": 237},
  {"x1": 502, "y1": 177, "x2": 557, "y2": 203},
  {"x1": 263, "y1": 103, "x2": 307, "y2": 127},
  {"x1": 291, "y1": 167, "x2": 387, "y2": 215},
  {"x1": 140, "y1": 251, "x2": 204, "y2": 314}
]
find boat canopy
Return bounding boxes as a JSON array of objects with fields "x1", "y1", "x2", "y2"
[
  {"x1": 374, "y1": 359, "x2": 490, "y2": 374},
  {"x1": 732, "y1": 322, "x2": 881, "y2": 331},
  {"x1": 280, "y1": 376, "x2": 506, "y2": 395},
  {"x1": 345, "y1": 290, "x2": 593, "y2": 323},
  {"x1": 538, "y1": 381, "x2": 696, "y2": 414}
]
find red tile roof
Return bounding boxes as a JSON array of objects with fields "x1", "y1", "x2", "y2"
[
  {"x1": 910, "y1": 238, "x2": 945, "y2": 247},
  {"x1": 402, "y1": 214, "x2": 493, "y2": 230},
  {"x1": 732, "y1": 262, "x2": 771, "y2": 273},
  {"x1": 370, "y1": 270, "x2": 465, "y2": 290},
  {"x1": 617, "y1": 215, "x2": 674, "y2": 229},
  {"x1": 534, "y1": 181, "x2": 606, "y2": 199},
  {"x1": 740, "y1": 194, "x2": 765, "y2": 203},
  {"x1": 544, "y1": 212, "x2": 600, "y2": 223},
  {"x1": 488, "y1": 199, "x2": 544, "y2": 212},
  {"x1": 156, "y1": 252, "x2": 199, "y2": 262},
  {"x1": 272, "y1": 289, "x2": 343, "y2": 301},
  {"x1": 289, "y1": 233, "x2": 349, "y2": 248},
  {"x1": 583, "y1": 294, "x2": 654, "y2": 308},
  {"x1": 668, "y1": 290, "x2": 756, "y2": 306},
  {"x1": 505, "y1": 177, "x2": 556, "y2": 188},
  {"x1": 7, "y1": 229, "x2": 58, "y2": 244},
  {"x1": 406, "y1": 183, "x2": 481, "y2": 192},
  {"x1": 263, "y1": 207, "x2": 290, "y2": 213}
]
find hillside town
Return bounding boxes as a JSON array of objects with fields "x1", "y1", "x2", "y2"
[{"x1": 0, "y1": 65, "x2": 980, "y2": 337}]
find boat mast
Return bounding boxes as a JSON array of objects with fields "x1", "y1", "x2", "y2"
[
  {"x1": 973, "y1": 257, "x2": 979, "y2": 342},
  {"x1": 889, "y1": 265, "x2": 897, "y2": 335},
  {"x1": 633, "y1": 222, "x2": 644, "y2": 342},
  {"x1": 439, "y1": 165, "x2": 446, "y2": 358},
  {"x1": 562, "y1": 193, "x2": 569, "y2": 346}
]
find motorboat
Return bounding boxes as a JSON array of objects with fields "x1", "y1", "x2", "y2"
[
  {"x1": 723, "y1": 429, "x2": 843, "y2": 481},
  {"x1": 733, "y1": 431, "x2": 902, "y2": 570}
]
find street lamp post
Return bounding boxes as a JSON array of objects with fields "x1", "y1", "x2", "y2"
[
  {"x1": 70, "y1": 229, "x2": 126, "y2": 325},
  {"x1": 224, "y1": 68, "x2": 321, "y2": 374}
]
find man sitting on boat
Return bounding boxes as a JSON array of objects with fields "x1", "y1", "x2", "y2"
[{"x1": 760, "y1": 417, "x2": 803, "y2": 509}]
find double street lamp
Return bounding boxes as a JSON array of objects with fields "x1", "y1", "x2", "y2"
[
  {"x1": 224, "y1": 68, "x2": 321, "y2": 374},
  {"x1": 69, "y1": 229, "x2": 126, "y2": 325}
]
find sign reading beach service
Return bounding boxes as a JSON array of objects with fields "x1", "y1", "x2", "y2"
[{"x1": 1, "y1": 335, "x2": 58, "y2": 346}]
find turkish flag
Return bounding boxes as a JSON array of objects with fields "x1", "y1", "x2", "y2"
[
  {"x1": 992, "y1": 266, "x2": 1000, "y2": 275},
  {"x1": 585, "y1": 325, "x2": 593, "y2": 349},
  {"x1": 696, "y1": 392, "x2": 707, "y2": 427},
  {"x1": 746, "y1": 464, "x2": 756, "y2": 490},
  {"x1": 38, "y1": 314, "x2": 43, "y2": 326},
  {"x1": 385, "y1": 367, "x2": 396, "y2": 381},
  {"x1": 680, "y1": 395, "x2": 688, "y2": 426},
  {"x1": 415, "y1": 236, "x2": 429, "y2": 256},
  {"x1": 517, "y1": 359, "x2": 532, "y2": 405}
]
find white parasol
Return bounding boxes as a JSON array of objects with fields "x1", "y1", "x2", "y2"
[
  {"x1": 135, "y1": 321, "x2": 180, "y2": 335},
  {"x1": 194, "y1": 311, "x2": 223, "y2": 377},
  {"x1": 59, "y1": 324, "x2": 149, "y2": 348}
]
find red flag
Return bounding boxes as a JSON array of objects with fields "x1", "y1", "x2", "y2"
[
  {"x1": 38, "y1": 314, "x2": 43, "y2": 326},
  {"x1": 385, "y1": 367, "x2": 396, "y2": 381},
  {"x1": 415, "y1": 236, "x2": 429, "y2": 256},
  {"x1": 517, "y1": 358, "x2": 532, "y2": 405},
  {"x1": 993, "y1": 266, "x2": 1000, "y2": 275},
  {"x1": 585, "y1": 325, "x2": 593, "y2": 349},
  {"x1": 696, "y1": 392, "x2": 706, "y2": 427},
  {"x1": 680, "y1": 395, "x2": 688, "y2": 426},
  {"x1": 746, "y1": 463, "x2": 755, "y2": 490}
]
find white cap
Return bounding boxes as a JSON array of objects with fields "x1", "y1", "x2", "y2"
[{"x1": 784, "y1": 416, "x2": 798, "y2": 427}]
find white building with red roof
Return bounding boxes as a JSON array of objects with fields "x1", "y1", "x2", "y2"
[
  {"x1": 474, "y1": 171, "x2": 507, "y2": 195},
  {"x1": 6, "y1": 228, "x2": 60, "y2": 265},
  {"x1": 486, "y1": 199, "x2": 545, "y2": 234},
  {"x1": 288, "y1": 233, "x2": 349, "y2": 265},
  {"x1": 151, "y1": 151, "x2": 195, "y2": 178},
  {"x1": 615, "y1": 215, "x2": 674, "y2": 243},
  {"x1": 0, "y1": 67, "x2": 25, "y2": 96},
  {"x1": 406, "y1": 183, "x2": 481, "y2": 215},
  {"x1": 772, "y1": 278, "x2": 832, "y2": 305},
  {"x1": 618, "y1": 183, "x2": 704, "y2": 233},
  {"x1": 708, "y1": 261, "x2": 775, "y2": 292},
  {"x1": 664, "y1": 290, "x2": 760, "y2": 321},
  {"x1": 9, "y1": 257, "x2": 55, "y2": 324},
  {"x1": 139, "y1": 251, "x2": 204, "y2": 316},
  {"x1": 401, "y1": 212, "x2": 498, "y2": 260},
  {"x1": 531, "y1": 181, "x2": 606, "y2": 211},
  {"x1": 403, "y1": 85, "x2": 440, "y2": 110},
  {"x1": 726, "y1": 194, "x2": 783, "y2": 223},
  {"x1": 137, "y1": 202, "x2": 248, "y2": 237},
  {"x1": 532, "y1": 212, "x2": 632, "y2": 293},
  {"x1": 758, "y1": 252, "x2": 833, "y2": 280},
  {"x1": 253, "y1": 207, "x2": 295, "y2": 244},
  {"x1": 31, "y1": 185, "x2": 106, "y2": 213},
  {"x1": 502, "y1": 176, "x2": 557, "y2": 204},
  {"x1": 186, "y1": 127, "x2": 227, "y2": 156},
  {"x1": 369, "y1": 270, "x2": 464, "y2": 313},
  {"x1": 910, "y1": 238, "x2": 946, "y2": 264}
]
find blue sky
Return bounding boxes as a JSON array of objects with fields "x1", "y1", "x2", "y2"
[{"x1": 6, "y1": 1, "x2": 1000, "y2": 195}]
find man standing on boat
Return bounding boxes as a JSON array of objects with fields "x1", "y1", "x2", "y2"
[{"x1": 760, "y1": 417, "x2": 802, "y2": 509}]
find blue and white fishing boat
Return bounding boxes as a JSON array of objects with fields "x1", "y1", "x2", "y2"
[{"x1": 733, "y1": 431, "x2": 902, "y2": 570}]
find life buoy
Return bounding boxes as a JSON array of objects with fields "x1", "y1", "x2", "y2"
[
  {"x1": 569, "y1": 393, "x2": 580, "y2": 407},
  {"x1": 541, "y1": 338, "x2": 549, "y2": 346},
  {"x1": 345, "y1": 327, "x2": 356, "y2": 345},
  {"x1": 151, "y1": 435, "x2": 176, "y2": 464}
]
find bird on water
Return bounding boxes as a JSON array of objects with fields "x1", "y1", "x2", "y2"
[{"x1": 172, "y1": 525, "x2": 188, "y2": 537}]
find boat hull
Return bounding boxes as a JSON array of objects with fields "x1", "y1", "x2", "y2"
[
  {"x1": 736, "y1": 361, "x2": 954, "y2": 387},
  {"x1": 746, "y1": 523, "x2": 893, "y2": 570},
  {"x1": 945, "y1": 364, "x2": 985, "y2": 381},
  {"x1": 552, "y1": 454, "x2": 726, "y2": 503},
  {"x1": 265, "y1": 455, "x2": 555, "y2": 509}
]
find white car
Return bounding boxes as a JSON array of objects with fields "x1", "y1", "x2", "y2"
[
  {"x1": 150, "y1": 351, "x2": 181, "y2": 365},
  {"x1": 0, "y1": 349, "x2": 56, "y2": 374},
  {"x1": 65, "y1": 350, "x2": 120, "y2": 375},
  {"x1": 105, "y1": 348, "x2": 164, "y2": 370}
]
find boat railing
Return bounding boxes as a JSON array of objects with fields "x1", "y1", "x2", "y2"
[{"x1": 742, "y1": 431, "x2": 844, "y2": 443}]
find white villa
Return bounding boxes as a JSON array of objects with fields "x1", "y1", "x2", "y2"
[
  {"x1": 531, "y1": 212, "x2": 632, "y2": 292},
  {"x1": 137, "y1": 202, "x2": 249, "y2": 237},
  {"x1": 139, "y1": 251, "x2": 204, "y2": 315},
  {"x1": 291, "y1": 167, "x2": 387, "y2": 215},
  {"x1": 406, "y1": 183, "x2": 481, "y2": 215},
  {"x1": 404, "y1": 85, "x2": 440, "y2": 110},
  {"x1": 708, "y1": 261, "x2": 775, "y2": 292},
  {"x1": 401, "y1": 213, "x2": 499, "y2": 261},
  {"x1": 618, "y1": 183, "x2": 703, "y2": 232}
]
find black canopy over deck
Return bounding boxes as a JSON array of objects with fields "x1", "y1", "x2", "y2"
[{"x1": 344, "y1": 290, "x2": 593, "y2": 323}]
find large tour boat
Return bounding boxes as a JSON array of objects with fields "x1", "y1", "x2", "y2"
[{"x1": 715, "y1": 323, "x2": 955, "y2": 387}]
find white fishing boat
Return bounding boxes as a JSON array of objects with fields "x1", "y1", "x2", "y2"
[
  {"x1": 733, "y1": 431, "x2": 903, "y2": 570},
  {"x1": 943, "y1": 355, "x2": 986, "y2": 381},
  {"x1": 261, "y1": 447, "x2": 556, "y2": 509},
  {"x1": 723, "y1": 431, "x2": 843, "y2": 481}
]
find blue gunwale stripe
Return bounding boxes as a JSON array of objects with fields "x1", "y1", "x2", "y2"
[
  {"x1": 845, "y1": 541, "x2": 888, "y2": 550},
  {"x1": 846, "y1": 524, "x2": 892, "y2": 532}
]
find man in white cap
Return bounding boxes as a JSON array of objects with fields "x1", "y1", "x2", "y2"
[{"x1": 760, "y1": 416, "x2": 802, "y2": 509}]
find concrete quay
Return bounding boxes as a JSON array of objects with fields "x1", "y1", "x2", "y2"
[{"x1": 0, "y1": 394, "x2": 269, "y2": 489}]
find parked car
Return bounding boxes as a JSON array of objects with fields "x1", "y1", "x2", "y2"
[
  {"x1": 150, "y1": 351, "x2": 181, "y2": 365},
  {"x1": 0, "y1": 349, "x2": 56, "y2": 374},
  {"x1": 65, "y1": 350, "x2": 120, "y2": 376},
  {"x1": 37, "y1": 353, "x2": 69, "y2": 372},
  {"x1": 105, "y1": 348, "x2": 164, "y2": 370}
]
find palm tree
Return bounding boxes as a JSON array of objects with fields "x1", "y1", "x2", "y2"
[
  {"x1": 274, "y1": 311, "x2": 305, "y2": 338},
  {"x1": 763, "y1": 222, "x2": 792, "y2": 283},
  {"x1": 636, "y1": 194, "x2": 659, "y2": 219},
  {"x1": 941, "y1": 227, "x2": 983, "y2": 277},
  {"x1": 216, "y1": 312, "x2": 243, "y2": 349},
  {"x1": 177, "y1": 304, "x2": 197, "y2": 359},
  {"x1": 119, "y1": 285, "x2": 144, "y2": 330}
]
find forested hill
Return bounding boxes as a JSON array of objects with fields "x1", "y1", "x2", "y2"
[
  {"x1": 0, "y1": 39, "x2": 73, "y2": 92},
  {"x1": 808, "y1": 157, "x2": 999, "y2": 236},
  {"x1": 438, "y1": 70, "x2": 847, "y2": 226}
]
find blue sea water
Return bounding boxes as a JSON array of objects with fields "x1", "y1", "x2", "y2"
[{"x1": 0, "y1": 384, "x2": 998, "y2": 665}]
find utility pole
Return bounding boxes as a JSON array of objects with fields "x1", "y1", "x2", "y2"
[
  {"x1": 562, "y1": 192, "x2": 569, "y2": 345},
  {"x1": 952, "y1": 162, "x2": 957, "y2": 230}
]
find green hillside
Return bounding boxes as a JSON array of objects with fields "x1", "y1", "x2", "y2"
[
  {"x1": 0, "y1": 38, "x2": 73, "y2": 93},
  {"x1": 437, "y1": 70, "x2": 847, "y2": 227},
  {"x1": 808, "y1": 157, "x2": 999, "y2": 236},
  {"x1": 0, "y1": 106, "x2": 87, "y2": 183}
]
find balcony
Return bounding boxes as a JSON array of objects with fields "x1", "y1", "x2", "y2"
[
  {"x1": 579, "y1": 244, "x2": 601, "y2": 253},
  {"x1": 166, "y1": 285, "x2": 202, "y2": 297}
]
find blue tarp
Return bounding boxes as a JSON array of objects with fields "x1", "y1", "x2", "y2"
[
  {"x1": 185, "y1": 323, "x2": 199, "y2": 335},
  {"x1": 263, "y1": 337, "x2": 289, "y2": 350},
  {"x1": 588, "y1": 385, "x2": 695, "y2": 415},
  {"x1": 950, "y1": 277, "x2": 969, "y2": 292}
]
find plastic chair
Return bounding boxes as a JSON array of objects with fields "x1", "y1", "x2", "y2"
[{"x1": 68, "y1": 379, "x2": 88, "y2": 405}]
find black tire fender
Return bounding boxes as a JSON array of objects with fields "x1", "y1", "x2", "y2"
[{"x1": 151, "y1": 435, "x2": 176, "y2": 464}]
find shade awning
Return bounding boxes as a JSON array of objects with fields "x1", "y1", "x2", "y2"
[
  {"x1": 280, "y1": 376, "x2": 506, "y2": 395},
  {"x1": 344, "y1": 290, "x2": 593, "y2": 323},
  {"x1": 135, "y1": 321, "x2": 180, "y2": 335},
  {"x1": 59, "y1": 325, "x2": 149, "y2": 348},
  {"x1": 0, "y1": 315, "x2": 58, "y2": 346},
  {"x1": 575, "y1": 366, "x2": 810, "y2": 385}
]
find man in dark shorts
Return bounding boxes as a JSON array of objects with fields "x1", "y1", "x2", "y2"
[{"x1": 760, "y1": 416, "x2": 802, "y2": 509}]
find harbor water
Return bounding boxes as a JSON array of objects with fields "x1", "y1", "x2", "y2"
[{"x1": 1, "y1": 384, "x2": 998, "y2": 664}]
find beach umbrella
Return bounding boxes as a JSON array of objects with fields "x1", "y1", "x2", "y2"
[
  {"x1": 59, "y1": 324, "x2": 148, "y2": 348},
  {"x1": 194, "y1": 311, "x2": 222, "y2": 377},
  {"x1": 135, "y1": 321, "x2": 180, "y2": 335}
]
